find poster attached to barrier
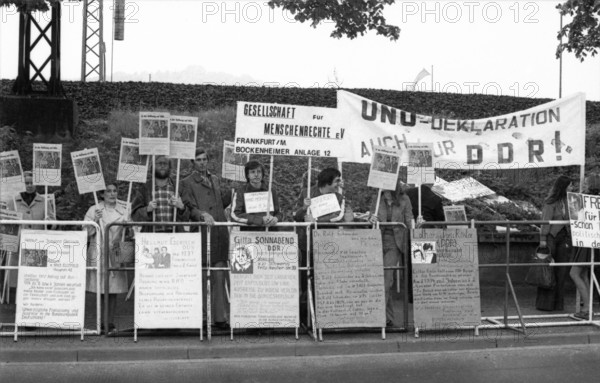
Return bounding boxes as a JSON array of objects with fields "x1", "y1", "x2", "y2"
[
  {"x1": 169, "y1": 116, "x2": 198, "y2": 159},
  {"x1": 411, "y1": 228, "x2": 481, "y2": 329},
  {"x1": 443, "y1": 205, "x2": 468, "y2": 228},
  {"x1": 243, "y1": 192, "x2": 274, "y2": 214},
  {"x1": 433, "y1": 177, "x2": 495, "y2": 203},
  {"x1": 15, "y1": 230, "x2": 87, "y2": 328},
  {"x1": 117, "y1": 138, "x2": 149, "y2": 183},
  {"x1": 0, "y1": 209, "x2": 22, "y2": 253},
  {"x1": 139, "y1": 112, "x2": 170, "y2": 156},
  {"x1": 134, "y1": 233, "x2": 202, "y2": 329},
  {"x1": 234, "y1": 101, "x2": 343, "y2": 158},
  {"x1": 313, "y1": 229, "x2": 386, "y2": 328},
  {"x1": 310, "y1": 194, "x2": 340, "y2": 219},
  {"x1": 71, "y1": 148, "x2": 105, "y2": 194},
  {"x1": 0, "y1": 150, "x2": 25, "y2": 201},
  {"x1": 407, "y1": 143, "x2": 435, "y2": 185},
  {"x1": 367, "y1": 145, "x2": 402, "y2": 190},
  {"x1": 568, "y1": 192, "x2": 600, "y2": 248},
  {"x1": 33, "y1": 143, "x2": 62, "y2": 186},
  {"x1": 229, "y1": 232, "x2": 299, "y2": 328},
  {"x1": 222, "y1": 140, "x2": 249, "y2": 182}
]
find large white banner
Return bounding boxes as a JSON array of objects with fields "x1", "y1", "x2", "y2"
[
  {"x1": 134, "y1": 233, "x2": 203, "y2": 329},
  {"x1": 337, "y1": 90, "x2": 586, "y2": 169},
  {"x1": 234, "y1": 101, "x2": 343, "y2": 158},
  {"x1": 15, "y1": 230, "x2": 87, "y2": 328}
]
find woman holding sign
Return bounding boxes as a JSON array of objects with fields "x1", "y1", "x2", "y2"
[
  {"x1": 230, "y1": 160, "x2": 281, "y2": 229},
  {"x1": 84, "y1": 182, "x2": 129, "y2": 332},
  {"x1": 368, "y1": 180, "x2": 414, "y2": 327}
]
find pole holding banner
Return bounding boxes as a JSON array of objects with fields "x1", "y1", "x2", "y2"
[
  {"x1": 373, "y1": 189, "x2": 382, "y2": 220},
  {"x1": 152, "y1": 156, "x2": 156, "y2": 232},
  {"x1": 172, "y1": 159, "x2": 181, "y2": 233},
  {"x1": 44, "y1": 186, "x2": 48, "y2": 230}
]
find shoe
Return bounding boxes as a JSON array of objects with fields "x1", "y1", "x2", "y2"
[
  {"x1": 213, "y1": 321, "x2": 230, "y2": 330},
  {"x1": 574, "y1": 311, "x2": 589, "y2": 320},
  {"x1": 101, "y1": 323, "x2": 116, "y2": 334},
  {"x1": 386, "y1": 320, "x2": 394, "y2": 328}
]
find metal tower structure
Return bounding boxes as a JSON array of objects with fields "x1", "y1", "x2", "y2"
[{"x1": 81, "y1": 0, "x2": 106, "y2": 82}]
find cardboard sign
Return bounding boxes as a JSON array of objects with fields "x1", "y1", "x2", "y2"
[
  {"x1": 134, "y1": 233, "x2": 203, "y2": 329},
  {"x1": 71, "y1": 148, "x2": 106, "y2": 194},
  {"x1": 313, "y1": 229, "x2": 386, "y2": 328},
  {"x1": 33, "y1": 143, "x2": 62, "y2": 186},
  {"x1": 411, "y1": 228, "x2": 481, "y2": 329},
  {"x1": 443, "y1": 205, "x2": 468, "y2": 228},
  {"x1": 243, "y1": 191, "x2": 275, "y2": 214},
  {"x1": 222, "y1": 140, "x2": 248, "y2": 182},
  {"x1": 169, "y1": 115, "x2": 198, "y2": 159},
  {"x1": 0, "y1": 209, "x2": 22, "y2": 253},
  {"x1": 139, "y1": 112, "x2": 170, "y2": 156},
  {"x1": 568, "y1": 192, "x2": 600, "y2": 248},
  {"x1": 310, "y1": 194, "x2": 341, "y2": 219},
  {"x1": 229, "y1": 232, "x2": 299, "y2": 328},
  {"x1": 367, "y1": 145, "x2": 402, "y2": 190},
  {"x1": 407, "y1": 143, "x2": 435, "y2": 185},
  {"x1": 117, "y1": 138, "x2": 149, "y2": 183},
  {"x1": 0, "y1": 150, "x2": 25, "y2": 201},
  {"x1": 15, "y1": 230, "x2": 87, "y2": 328}
]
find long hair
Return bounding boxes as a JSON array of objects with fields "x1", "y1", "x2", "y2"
[{"x1": 544, "y1": 175, "x2": 572, "y2": 205}]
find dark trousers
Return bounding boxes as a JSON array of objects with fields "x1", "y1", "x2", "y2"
[{"x1": 536, "y1": 228, "x2": 572, "y2": 311}]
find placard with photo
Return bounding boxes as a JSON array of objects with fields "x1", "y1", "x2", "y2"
[{"x1": 33, "y1": 143, "x2": 62, "y2": 186}]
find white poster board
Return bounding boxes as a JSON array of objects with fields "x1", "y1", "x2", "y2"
[
  {"x1": 0, "y1": 209, "x2": 22, "y2": 254},
  {"x1": 367, "y1": 145, "x2": 402, "y2": 190},
  {"x1": 71, "y1": 148, "x2": 105, "y2": 194},
  {"x1": 443, "y1": 205, "x2": 468, "y2": 228},
  {"x1": 309, "y1": 194, "x2": 341, "y2": 219},
  {"x1": 117, "y1": 138, "x2": 149, "y2": 183},
  {"x1": 222, "y1": 140, "x2": 248, "y2": 182},
  {"x1": 134, "y1": 233, "x2": 203, "y2": 329},
  {"x1": 229, "y1": 232, "x2": 299, "y2": 328},
  {"x1": 15, "y1": 230, "x2": 87, "y2": 328},
  {"x1": 169, "y1": 115, "x2": 198, "y2": 159},
  {"x1": 33, "y1": 143, "x2": 62, "y2": 186},
  {"x1": 139, "y1": 112, "x2": 170, "y2": 156},
  {"x1": 243, "y1": 192, "x2": 274, "y2": 214},
  {"x1": 407, "y1": 143, "x2": 435, "y2": 185},
  {"x1": 432, "y1": 177, "x2": 495, "y2": 203},
  {"x1": 234, "y1": 101, "x2": 343, "y2": 157},
  {"x1": 0, "y1": 150, "x2": 25, "y2": 201},
  {"x1": 568, "y1": 192, "x2": 600, "y2": 248}
]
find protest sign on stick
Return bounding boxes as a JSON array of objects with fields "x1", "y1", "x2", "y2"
[
  {"x1": 407, "y1": 143, "x2": 435, "y2": 186},
  {"x1": 33, "y1": 143, "x2": 61, "y2": 187},
  {"x1": 443, "y1": 205, "x2": 468, "y2": 228},
  {"x1": 117, "y1": 138, "x2": 149, "y2": 184},
  {"x1": 0, "y1": 150, "x2": 25, "y2": 202},
  {"x1": 139, "y1": 112, "x2": 170, "y2": 156},
  {"x1": 222, "y1": 140, "x2": 248, "y2": 182},
  {"x1": 71, "y1": 148, "x2": 106, "y2": 194}
]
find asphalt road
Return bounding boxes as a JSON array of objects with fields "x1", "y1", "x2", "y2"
[{"x1": 2, "y1": 343, "x2": 599, "y2": 383}]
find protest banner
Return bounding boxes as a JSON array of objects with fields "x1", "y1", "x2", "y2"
[
  {"x1": 243, "y1": 192, "x2": 275, "y2": 214},
  {"x1": 432, "y1": 177, "x2": 495, "y2": 203},
  {"x1": 313, "y1": 229, "x2": 386, "y2": 329},
  {"x1": 568, "y1": 192, "x2": 600, "y2": 248},
  {"x1": 229, "y1": 232, "x2": 299, "y2": 328},
  {"x1": 407, "y1": 143, "x2": 435, "y2": 185},
  {"x1": 15, "y1": 230, "x2": 87, "y2": 328},
  {"x1": 117, "y1": 138, "x2": 149, "y2": 184},
  {"x1": 71, "y1": 148, "x2": 106, "y2": 194},
  {"x1": 134, "y1": 233, "x2": 203, "y2": 329},
  {"x1": 337, "y1": 90, "x2": 586, "y2": 169},
  {"x1": 234, "y1": 101, "x2": 343, "y2": 158},
  {"x1": 0, "y1": 150, "x2": 25, "y2": 201},
  {"x1": 168, "y1": 116, "x2": 198, "y2": 159},
  {"x1": 310, "y1": 193, "x2": 341, "y2": 219},
  {"x1": 139, "y1": 112, "x2": 170, "y2": 156},
  {"x1": 411, "y1": 228, "x2": 481, "y2": 329},
  {"x1": 367, "y1": 145, "x2": 402, "y2": 190},
  {"x1": 443, "y1": 205, "x2": 468, "y2": 228},
  {"x1": 33, "y1": 143, "x2": 62, "y2": 186},
  {"x1": 222, "y1": 140, "x2": 248, "y2": 182}
]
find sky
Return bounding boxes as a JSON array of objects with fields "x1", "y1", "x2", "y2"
[{"x1": 0, "y1": 0, "x2": 598, "y2": 101}]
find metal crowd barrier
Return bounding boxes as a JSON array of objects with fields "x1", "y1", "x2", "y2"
[{"x1": 0, "y1": 219, "x2": 102, "y2": 341}]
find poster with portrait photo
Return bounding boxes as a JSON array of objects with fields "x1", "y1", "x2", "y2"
[
  {"x1": 169, "y1": 116, "x2": 198, "y2": 159},
  {"x1": 33, "y1": 143, "x2": 62, "y2": 186},
  {"x1": 443, "y1": 205, "x2": 468, "y2": 228},
  {"x1": 411, "y1": 241, "x2": 438, "y2": 264},
  {"x1": 367, "y1": 145, "x2": 402, "y2": 190},
  {"x1": 71, "y1": 148, "x2": 106, "y2": 194},
  {"x1": 0, "y1": 209, "x2": 22, "y2": 253},
  {"x1": 0, "y1": 150, "x2": 25, "y2": 201},
  {"x1": 407, "y1": 143, "x2": 435, "y2": 185},
  {"x1": 15, "y1": 230, "x2": 87, "y2": 328},
  {"x1": 117, "y1": 138, "x2": 149, "y2": 183},
  {"x1": 222, "y1": 140, "x2": 249, "y2": 182},
  {"x1": 134, "y1": 233, "x2": 202, "y2": 329},
  {"x1": 568, "y1": 192, "x2": 600, "y2": 248},
  {"x1": 139, "y1": 112, "x2": 170, "y2": 156}
]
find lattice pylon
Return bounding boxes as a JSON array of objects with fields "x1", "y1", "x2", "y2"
[{"x1": 81, "y1": 0, "x2": 105, "y2": 82}]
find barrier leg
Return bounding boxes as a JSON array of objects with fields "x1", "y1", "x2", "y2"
[
  {"x1": 307, "y1": 281, "x2": 317, "y2": 341},
  {"x1": 125, "y1": 278, "x2": 135, "y2": 301},
  {"x1": 507, "y1": 273, "x2": 527, "y2": 336}
]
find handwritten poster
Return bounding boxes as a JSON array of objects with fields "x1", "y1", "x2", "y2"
[
  {"x1": 313, "y1": 229, "x2": 386, "y2": 328},
  {"x1": 367, "y1": 145, "x2": 402, "y2": 190},
  {"x1": 33, "y1": 143, "x2": 62, "y2": 186},
  {"x1": 310, "y1": 193, "x2": 341, "y2": 219},
  {"x1": 139, "y1": 112, "x2": 170, "y2": 156},
  {"x1": 432, "y1": 177, "x2": 495, "y2": 202},
  {"x1": 411, "y1": 228, "x2": 481, "y2": 329},
  {"x1": 169, "y1": 115, "x2": 198, "y2": 159},
  {"x1": 15, "y1": 230, "x2": 87, "y2": 328},
  {"x1": 568, "y1": 192, "x2": 600, "y2": 248},
  {"x1": 0, "y1": 150, "x2": 25, "y2": 201},
  {"x1": 222, "y1": 140, "x2": 248, "y2": 182},
  {"x1": 134, "y1": 233, "x2": 203, "y2": 329},
  {"x1": 243, "y1": 192, "x2": 275, "y2": 214},
  {"x1": 229, "y1": 232, "x2": 299, "y2": 328},
  {"x1": 117, "y1": 138, "x2": 149, "y2": 183},
  {"x1": 407, "y1": 143, "x2": 435, "y2": 185},
  {"x1": 71, "y1": 148, "x2": 105, "y2": 194}
]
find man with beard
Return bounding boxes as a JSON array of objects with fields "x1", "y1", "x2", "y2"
[
  {"x1": 131, "y1": 155, "x2": 189, "y2": 232},
  {"x1": 181, "y1": 148, "x2": 232, "y2": 330}
]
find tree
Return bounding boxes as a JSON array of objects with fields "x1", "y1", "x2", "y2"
[
  {"x1": 556, "y1": 0, "x2": 600, "y2": 61},
  {"x1": 268, "y1": 0, "x2": 400, "y2": 41}
]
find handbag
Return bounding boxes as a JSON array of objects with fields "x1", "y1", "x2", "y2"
[{"x1": 525, "y1": 246, "x2": 555, "y2": 289}]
